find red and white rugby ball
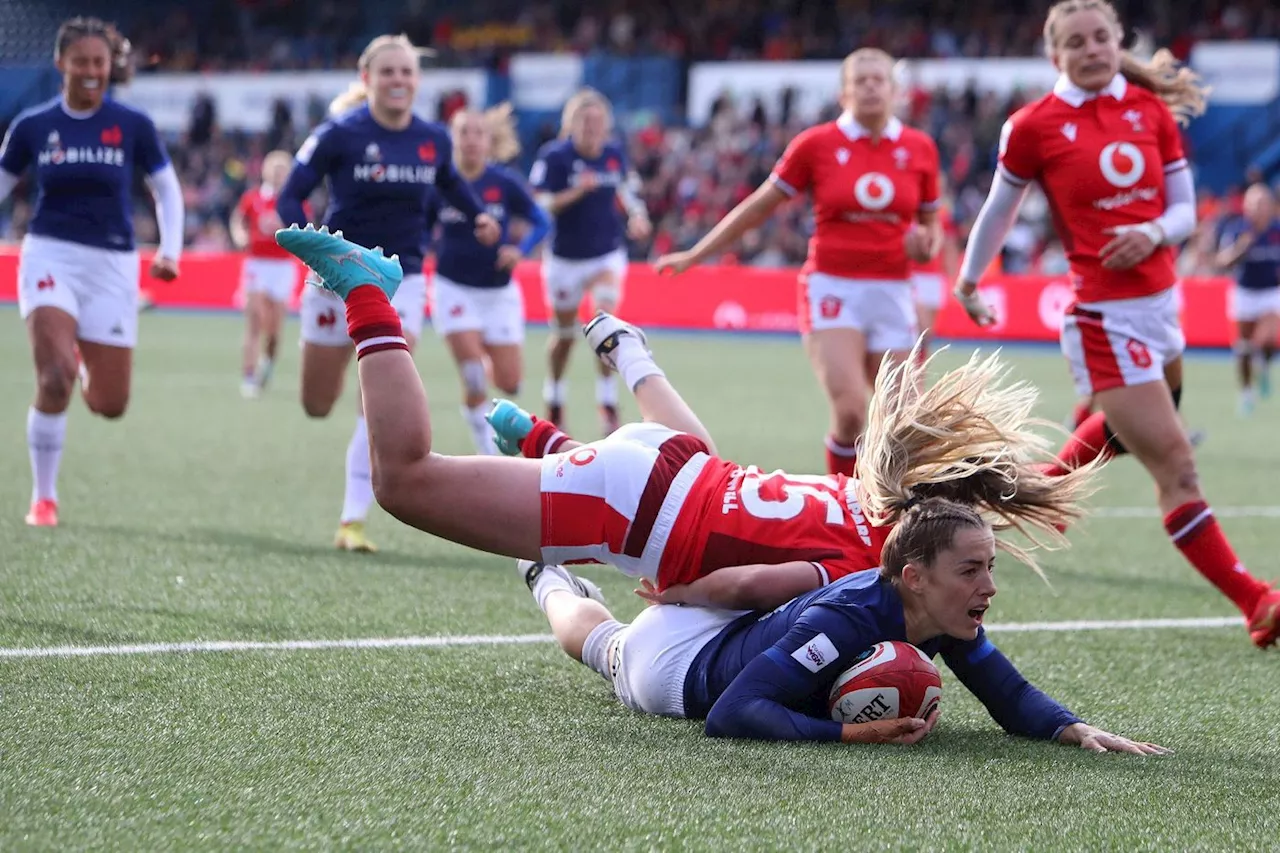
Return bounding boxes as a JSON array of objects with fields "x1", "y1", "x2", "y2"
[{"x1": 828, "y1": 641, "x2": 942, "y2": 724}]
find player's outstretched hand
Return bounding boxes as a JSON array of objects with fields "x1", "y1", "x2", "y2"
[
  {"x1": 1057, "y1": 722, "x2": 1172, "y2": 755},
  {"x1": 474, "y1": 213, "x2": 501, "y2": 247},
  {"x1": 654, "y1": 251, "x2": 696, "y2": 276},
  {"x1": 635, "y1": 577, "x2": 681, "y2": 606},
  {"x1": 952, "y1": 280, "x2": 997, "y2": 327},
  {"x1": 1099, "y1": 225, "x2": 1159, "y2": 270},
  {"x1": 841, "y1": 707, "x2": 938, "y2": 745},
  {"x1": 150, "y1": 256, "x2": 180, "y2": 282}
]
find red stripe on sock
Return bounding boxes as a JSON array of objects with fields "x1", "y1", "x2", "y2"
[
  {"x1": 825, "y1": 436, "x2": 857, "y2": 477},
  {"x1": 1163, "y1": 501, "x2": 1268, "y2": 615},
  {"x1": 345, "y1": 285, "x2": 403, "y2": 344},
  {"x1": 522, "y1": 417, "x2": 570, "y2": 459}
]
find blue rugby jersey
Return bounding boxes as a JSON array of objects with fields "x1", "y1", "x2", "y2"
[
  {"x1": 684, "y1": 572, "x2": 1080, "y2": 742},
  {"x1": 0, "y1": 97, "x2": 170, "y2": 252},
  {"x1": 277, "y1": 105, "x2": 484, "y2": 276},
  {"x1": 430, "y1": 163, "x2": 549, "y2": 288},
  {"x1": 529, "y1": 137, "x2": 629, "y2": 259},
  {"x1": 1217, "y1": 216, "x2": 1280, "y2": 291}
]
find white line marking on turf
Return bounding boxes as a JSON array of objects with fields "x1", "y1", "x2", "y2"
[
  {"x1": 0, "y1": 617, "x2": 1244, "y2": 660},
  {"x1": 1094, "y1": 506, "x2": 1280, "y2": 519}
]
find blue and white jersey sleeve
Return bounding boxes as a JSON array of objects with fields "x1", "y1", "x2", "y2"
[
  {"x1": 938, "y1": 630, "x2": 1081, "y2": 741},
  {"x1": 277, "y1": 122, "x2": 337, "y2": 226},
  {"x1": 705, "y1": 604, "x2": 883, "y2": 742}
]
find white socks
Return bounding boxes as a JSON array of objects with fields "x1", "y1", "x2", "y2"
[
  {"x1": 543, "y1": 377, "x2": 566, "y2": 407},
  {"x1": 463, "y1": 403, "x2": 496, "y2": 455},
  {"x1": 531, "y1": 566, "x2": 578, "y2": 613},
  {"x1": 614, "y1": 338, "x2": 665, "y2": 392},
  {"x1": 341, "y1": 416, "x2": 375, "y2": 524},
  {"x1": 27, "y1": 408, "x2": 66, "y2": 502}
]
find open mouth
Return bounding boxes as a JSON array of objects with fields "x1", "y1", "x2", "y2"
[
  {"x1": 80, "y1": 79, "x2": 101, "y2": 90},
  {"x1": 968, "y1": 606, "x2": 988, "y2": 624},
  {"x1": 387, "y1": 86, "x2": 410, "y2": 99}
]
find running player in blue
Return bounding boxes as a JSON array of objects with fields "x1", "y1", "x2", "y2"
[
  {"x1": 530, "y1": 88, "x2": 651, "y2": 435},
  {"x1": 429, "y1": 104, "x2": 549, "y2": 455},
  {"x1": 1215, "y1": 182, "x2": 1280, "y2": 415},
  {"x1": 276, "y1": 33, "x2": 499, "y2": 552},
  {"x1": 0, "y1": 16, "x2": 184, "y2": 528},
  {"x1": 517, "y1": 367, "x2": 1167, "y2": 754}
]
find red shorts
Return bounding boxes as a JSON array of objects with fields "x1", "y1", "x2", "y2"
[{"x1": 539, "y1": 423, "x2": 711, "y2": 579}]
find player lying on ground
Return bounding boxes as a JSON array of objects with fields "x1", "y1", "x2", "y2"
[
  {"x1": 515, "y1": 511, "x2": 1167, "y2": 752},
  {"x1": 274, "y1": 224, "x2": 1094, "y2": 612}
]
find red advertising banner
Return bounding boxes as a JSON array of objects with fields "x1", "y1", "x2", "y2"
[{"x1": 0, "y1": 247, "x2": 1236, "y2": 347}]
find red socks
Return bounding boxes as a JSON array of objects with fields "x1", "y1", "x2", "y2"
[
  {"x1": 345, "y1": 286, "x2": 407, "y2": 359},
  {"x1": 521, "y1": 417, "x2": 572, "y2": 458},
  {"x1": 825, "y1": 435, "x2": 858, "y2": 477},
  {"x1": 1044, "y1": 411, "x2": 1114, "y2": 477},
  {"x1": 1070, "y1": 399, "x2": 1093, "y2": 430},
  {"x1": 1164, "y1": 501, "x2": 1268, "y2": 615}
]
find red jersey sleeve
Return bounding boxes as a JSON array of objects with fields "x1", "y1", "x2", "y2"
[
  {"x1": 996, "y1": 112, "x2": 1041, "y2": 186},
  {"x1": 1155, "y1": 102, "x2": 1188, "y2": 172},
  {"x1": 919, "y1": 135, "x2": 941, "y2": 211},
  {"x1": 770, "y1": 129, "x2": 816, "y2": 198}
]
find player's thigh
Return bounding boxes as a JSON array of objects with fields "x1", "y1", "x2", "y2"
[
  {"x1": 1060, "y1": 292, "x2": 1184, "y2": 399},
  {"x1": 486, "y1": 344, "x2": 523, "y2": 394},
  {"x1": 863, "y1": 281, "x2": 919, "y2": 373},
  {"x1": 299, "y1": 341, "x2": 353, "y2": 417},
  {"x1": 377, "y1": 453, "x2": 544, "y2": 559},
  {"x1": 543, "y1": 254, "x2": 588, "y2": 316},
  {"x1": 1095, "y1": 380, "x2": 1193, "y2": 485},
  {"x1": 804, "y1": 326, "x2": 871, "y2": 407},
  {"x1": 77, "y1": 340, "x2": 132, "y2": 416}
]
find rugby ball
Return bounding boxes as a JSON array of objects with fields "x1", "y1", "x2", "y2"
[{"x1": 828, "y1": 641, "x2": 942, "y2": 724}]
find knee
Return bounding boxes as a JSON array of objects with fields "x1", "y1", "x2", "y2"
[
  {"x1": 35, "y1": 362, "x2": 76, "y2": 409},
  {"x1": 829, "y1": 396, "x2": 867, "y2": 441},
  {"x1": 301, "y1": 395, "x2": 336, "y2": 419},
  {"x1": 1154, "y1": 443, "x2": 1199, "y2": 495},
  {"x1": 87, "y1": 395, "x2": 128, "y2": 419}
]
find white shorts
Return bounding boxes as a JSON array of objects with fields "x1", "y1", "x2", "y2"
[
  {"x1": 18, "y1": 233, "x2": 139, "y2": 347},
  {"x1": 799, "y1": 272, "x2": 918, "y2": 353},
  {"x1": 539, "y1": 422, "x2": 710, "y2": 579},
  {"x1": 610, "y1": 603, "x2": 746, "y2": 717},
  {"x1": 910, "y1": 272, "x2": 946, "y2": 310},
  {"x1": 542, "y1": 248, "x2": 628, "y2": 316},
  {"x1": 299, "y1": 272, "x2": 427, "y2": 347},
  {"x1": 430, "y1": 274, "x2": 525, "y2": 346},
  {"x1": 241, "y1": 257, "x2": 300, "y2": 304},
  {"x1": 1229, "y1": 285, "x2": 1280, "y2": 323},
  {"x1": 1060, "y1": 288, "x2": 1186, "y2": 397}
]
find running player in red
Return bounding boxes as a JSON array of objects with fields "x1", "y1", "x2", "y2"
[
  {"x1": 656, "y1": 49, "x2": 942, "y2": 478},
  {"x1": 953, "y1": 0, "x2": 1280, "y2": 648},
  {"x1": 275, "y1": 224, "x2": 1093, "y2": 611},
  {"x1": 230, "y1": 149, "x2": 304, "y2": 398}
]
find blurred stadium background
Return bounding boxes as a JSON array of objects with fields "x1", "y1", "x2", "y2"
[{"x1": 2, "y1": 0, "x2": 1278, "y2": 299}]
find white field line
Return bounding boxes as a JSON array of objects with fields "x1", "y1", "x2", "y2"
[{"x1": 0, "y1": 617, "x2": 1243, "y2": 660}]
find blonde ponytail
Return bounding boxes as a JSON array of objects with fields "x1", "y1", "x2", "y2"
[{"x1": 857, "y1": 342, "x2": 1102, "y2": 580}]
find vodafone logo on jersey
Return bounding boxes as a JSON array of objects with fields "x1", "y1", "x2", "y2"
[
  {"x1": 1099, "y1": 142, "x2": 1145, "y2": 188},
  {"x1": 853, "y1": 172, "x2": 895, "y2": 211}
]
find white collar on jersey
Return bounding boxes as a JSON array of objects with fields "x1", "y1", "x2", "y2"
[
  {"x1": 59, "y1": 98, "x2": 101, "y2": 120},
  {"x1": 1053, "y1": 73, "x2": 1128, "y2": 108},
  {"x1": 837, "y1": 111, "x2": 904, "y2": 142}
]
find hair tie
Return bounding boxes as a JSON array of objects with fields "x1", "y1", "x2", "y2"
[{"x1": 903, "y1": 494, "x2": 922, "y2": 511}]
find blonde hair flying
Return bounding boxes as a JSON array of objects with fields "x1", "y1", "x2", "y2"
[
  {"x1": 328, "y1": 33, "x2": 426, "y2": 116},
  {"x1": 1043, "y1": 0, "x2": 1209, "y2": 125},
  {"x1": 856, "y1": 343, "x2": 1102, "y2": 579}
]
